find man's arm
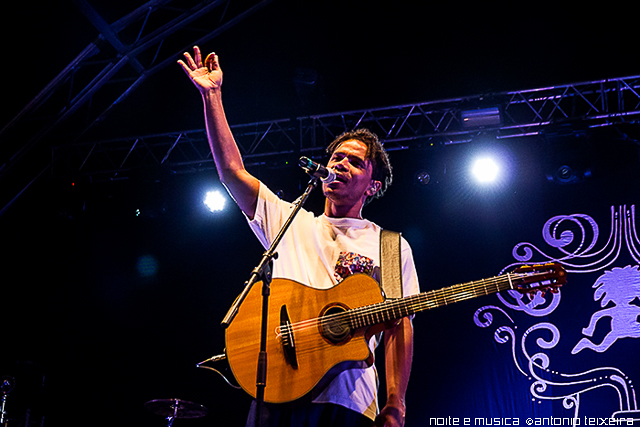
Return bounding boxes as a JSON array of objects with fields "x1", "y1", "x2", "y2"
[
  {"x1": 178, "y1": 47, "x2": 260, "y2": 218},
  {"x1": 376, "y1": 317, "x2": 413, "y2": 427}
]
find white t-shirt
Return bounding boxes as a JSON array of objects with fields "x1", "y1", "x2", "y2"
[{"x1": 247, "y1": 182, "x2": 420, "y2": 420}]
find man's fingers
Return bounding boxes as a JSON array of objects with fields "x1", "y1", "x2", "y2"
[
  {"x1": 183, "y1": 51, "x2": 198, "y2": 70},
  {"x1": 194, "y1": 46, "x2": 202, "y2": 67},
  {"x1": 205, "y1": 52, "x2": 217, "y2": 71},
  {"x1": 177, "y1": 59, "x2": 190, "y2": 75}
]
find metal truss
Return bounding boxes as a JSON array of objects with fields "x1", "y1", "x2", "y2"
[
  {"x1": 54, "y1": 74, "x2": 640, "y2": 183},
  {"x1": 1, "y1": 0, "x2": 273, "y2": 155},
  {"x1": 0, "y1": 0, "x2": 274, "y2": 215}
]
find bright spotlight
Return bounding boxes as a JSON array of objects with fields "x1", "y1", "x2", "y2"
[
  {"x1": 472, "y1": 157, "x2": 499, "y2": 183},
  {"x1": 204, "y1": 190, "x2": 226, "y2": 212}
]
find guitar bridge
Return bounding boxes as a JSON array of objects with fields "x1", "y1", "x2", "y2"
[{"x1": 280, "y1": 305, "x2": 298, "y2": 369}]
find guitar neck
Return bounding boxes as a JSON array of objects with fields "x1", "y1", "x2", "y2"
[{"x1": 348, "y1": 273, "x2": 515, "y2": 329}]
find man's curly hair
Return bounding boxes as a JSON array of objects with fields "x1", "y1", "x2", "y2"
[{"x1": 326, "y1": 128, "x2": 393, "y2": 205}]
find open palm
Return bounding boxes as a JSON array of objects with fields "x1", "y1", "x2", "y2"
[{"x1": 178, "y1": 46, "x2": 222, "y2": 94}]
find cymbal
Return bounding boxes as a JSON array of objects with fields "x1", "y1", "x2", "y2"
[{"x1": 144, "y1": 399, "x2": 208, "y2": 419}]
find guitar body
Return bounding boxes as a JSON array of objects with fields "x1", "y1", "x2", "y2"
[
  {"x1": 225, "y1": 274, "x2": 385, "y2": 404},
  {"x1": 224, "y1": 262, "x2": 567, "y2": 404}
]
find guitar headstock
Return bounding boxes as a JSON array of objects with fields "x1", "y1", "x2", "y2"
[{"x1": 511, "y1": 262, "x2": 567, "y2": 296}]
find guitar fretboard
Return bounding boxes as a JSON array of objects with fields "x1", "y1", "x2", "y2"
[{"x1": 348, "y1": 273, "x2": 516, "y2": 329}]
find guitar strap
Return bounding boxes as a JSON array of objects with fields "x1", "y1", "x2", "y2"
[{"x1": 379, "y1": 229, "x2": 403, "y2": 299}]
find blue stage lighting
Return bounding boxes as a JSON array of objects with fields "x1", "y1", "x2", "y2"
[
  {"x1": 472, "y1": 157, "x2": 499, "y2": 183},
  {"x1": 204, "y1": 190, "x2": 226, "y2": 212}
]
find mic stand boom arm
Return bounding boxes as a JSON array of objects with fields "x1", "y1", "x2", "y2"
[
  {"x1": 219, "y1": 177, "x2": 320, "y2": 426},
  {"x1": 220, "y1": 177, "x2": 318, "y2": 328}
]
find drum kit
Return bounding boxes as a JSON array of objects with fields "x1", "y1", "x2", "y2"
[
  {"x1": 1, "y1": 374, "x2": 208, "y2": 427},
  {"x1": 144, "y1": 398, "x2": 209, "y2": 427}
]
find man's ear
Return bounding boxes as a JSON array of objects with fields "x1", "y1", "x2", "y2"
[{"x1": 367, "y1": 180, "x2": 382, "y2": 197}]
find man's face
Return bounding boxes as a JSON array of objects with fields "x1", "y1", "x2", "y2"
[{"x1": 322, "y1": 139, "x2": 379, "y2": 212}]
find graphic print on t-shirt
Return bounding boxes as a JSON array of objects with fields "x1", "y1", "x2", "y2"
[{"x1": 334, "y1": 251, "x2": 374, "y2": 283}]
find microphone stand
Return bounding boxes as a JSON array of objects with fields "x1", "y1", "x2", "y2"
[{"x1": 220, "y1": 176, "x2": 320, "y2": 427}]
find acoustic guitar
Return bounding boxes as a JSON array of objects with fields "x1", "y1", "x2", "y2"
[{"x1": 224, "y1": 262, "x2": 566, "y2": 403}]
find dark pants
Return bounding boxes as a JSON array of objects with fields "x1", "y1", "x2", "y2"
[{"x1": 246, "y1": 401, "x2": 374, "y2": 427}]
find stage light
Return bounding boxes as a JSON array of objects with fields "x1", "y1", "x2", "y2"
[
  {"x1": 557, "y1": 165, "x2": 573, "y2": 182},
  {"x1": 471, "y1": 157, "x2": 499, "y2": 183},
  {"x1": 204, "y1": 190, "x2": 226, "y2": 212},
  {"x1": 543, "y1": 135, "x2": 594, "y2": 185},
  {"x1": 461, "y1": 107, "x2": 501, "y2": 129},
  {"x1": 547, "y1": 164, "x2": 592, "y2": 185},
  {"x1": 415, "y1": 170, "x2": 431, "y2": 186}
]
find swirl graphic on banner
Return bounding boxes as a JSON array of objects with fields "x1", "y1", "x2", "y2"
[
  {"x1": 504, "y1": 205, "x2": 640, "y2": 273},
  {"x1": 474, "y1": 205, "x2": 639, "y2": 421},
  {"x1": 474, "y1": 308, "x2": 638, "y2": 419}
]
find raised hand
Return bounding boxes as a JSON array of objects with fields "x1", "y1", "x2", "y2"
[{"x1": 177, "y1": 46, "x2": 222, "y2": 94}]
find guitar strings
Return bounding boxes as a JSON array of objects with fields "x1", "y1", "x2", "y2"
[
  {"x1": 276, "y1": 273, "x2": 523, "y2": 339},
  {"x1": 281, "y1": 275, "x2": 511, "y2": 333},
  {"x1": 275, "y1": 268, "x2": 560, "y2": 355}
]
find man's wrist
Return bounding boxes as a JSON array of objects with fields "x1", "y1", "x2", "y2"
[
  {"x1": 201, "y1": 87, "x2": 222, "y2": 100},
  {"x1": 385, "y1": 394, "x2": 406, "y2": 415}
]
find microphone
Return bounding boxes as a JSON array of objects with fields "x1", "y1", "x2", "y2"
[{"x1": 298, "y1": 157, "x2": 336, "y2": 183}]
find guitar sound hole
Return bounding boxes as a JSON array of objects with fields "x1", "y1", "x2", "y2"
[{"x1": 320, "y1": 305, "x2": 351, "y2": 344}]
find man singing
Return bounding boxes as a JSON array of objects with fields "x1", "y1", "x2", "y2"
[{"x1": 179, "y1": 46, "x2": 420, "y2": 427}]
